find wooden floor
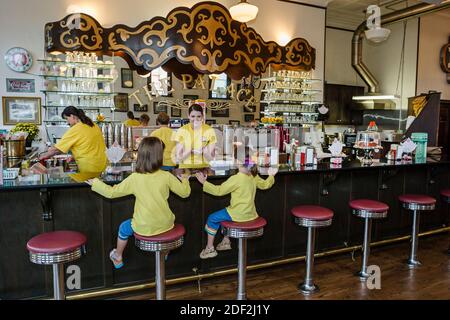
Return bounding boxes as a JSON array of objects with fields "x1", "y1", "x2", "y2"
[{"x1": 120, "y1": 234, "x2": 450, "y2": 300}]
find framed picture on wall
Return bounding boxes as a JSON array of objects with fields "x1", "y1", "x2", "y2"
[
  {"x1": 114, "y1": 93, "x2": 129, "y2": 112},
  {"x1": 205, "y1": 119, "x2": 216, "y2": 125},
  {"x1": 153, "y1": 101, "x2": 168, "y2": 114},
  {"x1": 121, "y1": 68, "x2": 134, "y2": 88},
  {"x1": 2, "y1": 96, "x2": 41, "y2": 125},
  {"x1": 229, "y1": 120, "x2": 240, "y2": 126},
  {"x1": 183, "y1": 94, "x2": 199, "y2": 103},
  {"x1": 134, "y1": 104, "x2": 148, "y2": 112},
  {"x1": 244, "y1": 114, "x2": 254, "y2": 122},
  {"x1": 211, "y1": 108, "x2": 229, "y2": 117},
  {"x1": 171, "y1": 107, "x2": 181, "y2": 117}
]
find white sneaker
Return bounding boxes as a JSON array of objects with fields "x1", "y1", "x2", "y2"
[
  {"x1": 216, "y1": 239, "x2": 231, "y2": 251},
  {"x1": 199, "y1": 247, "x2": 218, "y2": 259}
]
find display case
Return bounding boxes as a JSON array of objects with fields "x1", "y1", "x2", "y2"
[
  {"x1": 38, "y1": 51, "x2": 118, "y2": 143},
  {"x1": 260, "y1": 69, "x2": 322, "y2": 126}
]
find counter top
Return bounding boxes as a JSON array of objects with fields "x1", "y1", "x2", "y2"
[{"x1": 1, "y1": 155, "x2": 448, "y2": 191}]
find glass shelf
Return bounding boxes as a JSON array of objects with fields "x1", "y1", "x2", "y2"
[
  {"x1": 261, "y1": 76, "x2": 322, "y2": 83},
  {"x1": 38, "y1": 59, "x2": 116, "y2": 69},
  {"x1": 261, "y1": 99, "x2": 320, "y2": 104},
  {"x1": 43, "y1": 105, "x2": 112, "y2": 109},
  {"x1": 40, "y1": 74, "x2": 115, "y2": 82},
  {"x1": 264, "y1": 110, "x2": 319, "y2": 114},
  {"x1": 262, "y1": 88, "x2": 321, "y2": 93},
  {"x1": 41, "y1": 90, "x2": 116, "y2": 96}
]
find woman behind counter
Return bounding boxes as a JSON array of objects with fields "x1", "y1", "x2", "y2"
[
  {"x1": 150, "y1": 112, "x2": 176, "y2": 171},
  {"x1": 174, "y1": 104, "x2": 216, "y2": 171},
  {"x1": 39, "y1": 106, "x2": 107, "y2": 174}
]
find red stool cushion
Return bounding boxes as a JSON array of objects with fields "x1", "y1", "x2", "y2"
[
  {"x1": 349, "y1": 199, "x2": 389, "y2": 212},
  {"x1": 27, "y1": 231, "x2": 87, "y2": 254},
  {"x1": 399, "y1": 194, "x2": 436, "y2": 205},
  {"x1": 441, "y1": 189, "x2": 450, "y2": 198},
  {"x1": 221, "y1": 217, "x2": 267, "y2": 230},
  {"x1": 291, "y1": 205, "x2": 334, "y2": 220},
  {"x1": 134, "y1": 224, "x2": 185, "y2": 242}
]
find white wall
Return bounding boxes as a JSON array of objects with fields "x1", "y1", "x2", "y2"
[
  {"x1": 416, "y1": 10, "x2": 450, "y2": 100},
  {"x1": 0, "y1": 0, "x2": 326, "y2": 138},
  {"x1": 325, "y1": 28, "x2": 366, "y2": 87}
]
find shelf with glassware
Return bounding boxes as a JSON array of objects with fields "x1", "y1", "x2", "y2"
[
  {"x1": 39, "y1": 51, "x2": 118, "y2": 125},
  {"x1": 260, "y1": 69, "x2": 322, "y2": 126}
]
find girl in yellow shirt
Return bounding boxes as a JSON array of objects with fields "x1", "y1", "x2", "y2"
[
  {"x1": 87, "y1": 137, "x2": 191, "y2": 269},
  {"x1": 195, "y1": 160, "x2": 278, "y2": 259}
]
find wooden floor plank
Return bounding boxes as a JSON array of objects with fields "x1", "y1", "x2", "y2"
[{"x1": 119, "y1": 234, "x2": 450, "y2": 300}]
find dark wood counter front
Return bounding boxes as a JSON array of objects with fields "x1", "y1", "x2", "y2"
[{"x1": 1, "y1": 159, "x2": 449, "y2": 299}]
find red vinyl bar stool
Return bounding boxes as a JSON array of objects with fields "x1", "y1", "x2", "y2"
[
  {"x1": 134, "y1": 224, "x2": 185, "y2": 300},
  {"x1": 440, "y1": 189, "x2": 450, "y2": 254},
  {"x1": 399, "y1": 194, "x2": 436, "y2": 268},
  {"x1": 220, "y1": 217, "x2": 267, "y2": 300},
  {"x1": 291, "y1": 205, "x2": 334, "y2": 295},
  {"x1": 349, "y1": 199, "x2": 389, "y2": 279},
  {"x1": 26, "y1": 231, "x2": 87, "y2": 300}
]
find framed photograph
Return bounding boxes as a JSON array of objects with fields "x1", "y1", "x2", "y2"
[
  {"x1": 153, "y1": 101, "x2": 168, "y2": 114},
  {"x1": 2, "y1": 96, "x2": 41, "y2": 125},
  {"x1": 205, "y1": 119, "x2": 216, "y2": 125},
  {"x1": 209, "y1": 74, "x2": 232, "y2": 100},
  {"x1": 114, "y1": 93, "x2": 129, "y2": 112},
  {"x1": 121, "y1": 68, "x2": 134, "y2": 88},
  {"x1": 229, "y1": 120, "x2": 240, "y2": 126},
  {"x1": 211, "y1": 108, "x2": 229, "y2": 117},
  {"x1": 244, "y1": 114, "x2": 254, "y2": 122},
  {"x1": 171, "y1": 107, "x2": 181, "y2": 117},
  {"x1": 6, "y1": 78, "x2": 35, "y2": 93},
  {"x1": 134, "y1": 104, "x2": 148, "y2": 112}
]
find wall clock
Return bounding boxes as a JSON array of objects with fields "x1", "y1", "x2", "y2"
[{"x1": 4, "y1": 47, "x2": 33, "y2": 72}]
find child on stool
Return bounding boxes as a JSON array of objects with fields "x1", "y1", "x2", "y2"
[
  {"x1": 87, "y1": 137, "x2": 191, "y2": 268},
  {"x1": 195, "y1": 160, "x2": 278, "y2": 259}
]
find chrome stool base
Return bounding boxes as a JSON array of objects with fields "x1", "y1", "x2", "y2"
[
  {"x1": 298, "y1": 282, "x2": 319, "y2": 295},
  {"x1": 356, "y1": 270, "x2": 370, "y2": 280},
  {"x1": 406, "y1": 259, "x2": 422, "y2": 269}
]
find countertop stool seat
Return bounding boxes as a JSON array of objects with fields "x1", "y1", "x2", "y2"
[
  {"x1": 440, "y1": 189, "x2": 450, "y2": 255},
  {"x1": 291, "y1": 205, "x2": 334, "y2": 295},
  {"x1": 134, "y1": 224, "x2": 185, "y2": 300},
  {"x1": 349, "y1": 199, "x2": 389, "y2": 280},
  {"x1": 26, "y1": 231, "x2": 87, "y2": 300},
  {"x1": 399, "y1": 194, "x2": 436, "y2": 268},
  {"x1": 220, "y1": 217, "x2": 267, "y2": 300}
]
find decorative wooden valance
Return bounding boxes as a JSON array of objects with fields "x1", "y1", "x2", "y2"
[{"x1": 45, "y1": 1, "x2": 316, "y2": 80}]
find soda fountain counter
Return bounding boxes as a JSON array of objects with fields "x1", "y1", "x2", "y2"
[{"x1": 1, "y1": 156, "x2": 450, "y2": 299}]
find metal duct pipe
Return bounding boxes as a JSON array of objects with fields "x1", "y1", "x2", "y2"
[{"x1": 352, "y1": 0, "x2": 450, "y2": 93}]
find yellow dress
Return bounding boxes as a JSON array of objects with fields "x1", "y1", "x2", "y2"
[
  {"x1": 174, "y1": 123, "x2": 217, "y2": 169},
  {"x1": 91, "y1": 171, "x2": 191, "y2": 236},
  {"x1": 55, "y1": 122, "x2": 107, "y2": 173},
  {"x1": 123, "y1": 119, "x2": 140, "y2": 127},
  {"x1": 203, "y1": 172, "x2": 275, "y2": 222},
  {"x1": 150, "y1": 126, "x2": 176, "y2": 166}
]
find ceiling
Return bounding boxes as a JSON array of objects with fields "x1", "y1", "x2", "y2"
[{"x1": 327, "y1": 0, "x2": 426, "y2": 30}]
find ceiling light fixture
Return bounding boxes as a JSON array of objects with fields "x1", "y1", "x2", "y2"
[{"x1": 229, "y1": 0, "x2": 259, "y2": 23}]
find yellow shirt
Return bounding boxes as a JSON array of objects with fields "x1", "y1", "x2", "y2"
[
  {"x1": 55, "y1": 122, "x2": 107, "y2": 173},
  {"x1": 124, "y1": 119, "x2": 140, "y2": 127},
  {"x1": 150, "y1": 126, "x2": 176, "y2": 166},
  {"x1": 92, "y1": 171, "x2": 191, "y2": 236},
  {"x1": 174, "y1": 123, "x2": 217, "y2": 169},
  {"x1": 203, "y1": 172, "x2": 275, "y2": 222}
]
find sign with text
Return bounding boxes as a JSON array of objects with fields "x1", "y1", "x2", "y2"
[{"x1": 6, "y1": 78, "x2": 35, "y2": 93}]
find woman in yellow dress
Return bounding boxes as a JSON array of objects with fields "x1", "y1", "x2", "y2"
[
  {"x1": 39, "y1": 106, "x2": 107, "y2": 174},
  {"x1": 150, "y1": 112, "x2": 176, "y2": 171},
  {"x1": 174, "y1": 104, "x2": 217, "y2": 172}
]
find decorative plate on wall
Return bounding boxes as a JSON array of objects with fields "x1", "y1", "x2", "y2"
[{"x1": 4, "y1": 47, "x2": 33, "y2": 72}]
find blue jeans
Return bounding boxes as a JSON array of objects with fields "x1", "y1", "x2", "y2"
[
  {"x1": 205, "y1": 208, "x2": 232, "y2": 236},
  {"x1": 118, "y1": 219, "x2": 134, "y2": 240}
]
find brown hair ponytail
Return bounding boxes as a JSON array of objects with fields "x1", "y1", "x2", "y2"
[{"x1": 62, "y1": 106, "x2": 94, "y2": 127}]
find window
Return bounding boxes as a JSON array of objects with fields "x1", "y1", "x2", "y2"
[
  {"x1": 148, "y1": 67, "x2": 172, "y2": 97},
  {"x1": 209, "y1": 73, "x2": 231, "y2": 99}
]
